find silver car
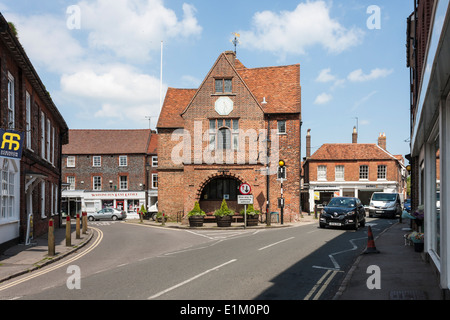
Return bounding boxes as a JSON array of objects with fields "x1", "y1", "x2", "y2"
[{"x1": 88, "y1": 208, "x2": 127, "y2": 221}]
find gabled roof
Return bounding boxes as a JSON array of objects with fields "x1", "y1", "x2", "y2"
[
  {"x1": 157, "y1": 52, "x2": 301, "y2": 129},
  {"x1": 310, "y1": 144, "x2": 401, "y2": 162},
  {"x1": 62, "y1": 129, "x2": 152, "y2": 155},
  {"x1": 147, "y1": 132, "x2": 158, "y2": 155}
]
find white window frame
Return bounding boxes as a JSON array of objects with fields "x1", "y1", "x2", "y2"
[
  {"x1": 119, "y1": 156, "x2": 128, "y2": 167},
  {"x1": 93, "y1": 156, "x2": 101, "y2": 167},
  {"x1": 41, "y1": 181, "x2": 46, "y2": 219},
  {"x1": 41, "y1": 111, "x2": 45, "y2": 159},
  {"x1": 7, "y1": 72, "x2": 15, "y2": 129},
  {"x1": 335, "y1": 165, "x2": 345, "y2": 181},
  {"x1": 318, "y1": 165, "x2": 327, "y2": 181},
  {"x1": 152, "y1": 156, "x2": 158, "y2": 167},
  {"x1": 93, "y1": 176, "x2": 102, "y2": 191},
  {"x1": 277, "y1": 120, "x2": 287, "y2": 134},
  {"x1": 26, "y1": 92, "x2": 33, "y2": 150},
  {"x1": 152, "y1": 174, "x2": 158, "y2": 189},
  {"x1": 377, "y1": 165, "x2": 387, "y2": 180},
  {"x1": 46, "y1": 119, "x2": 51, "y2": 161},
  {"x1": 119, "y1": 176, "x2": 128, "y2": 190},
  {"x1": 67, "y1": 156, "x2": 76, "y2": 168},
  {"x1": 67, "y1": 176, "x2": 76, "y2": 191},
  {"x1": 360, "y1": 165, "x2": 369, "y2": 180}
]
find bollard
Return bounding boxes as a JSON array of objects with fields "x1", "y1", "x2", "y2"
[
  {"x1": 162, "y1": 212, "x2": 166, "y2": 226},
  {"x1": 66, "y1": 215, "x2": 72, "y2": 247},
  {"x1": 82, "y1": 212, "x2": 87, "y2": 234},
  {"x1": 76, "y1": 213, "x2": 81, "y2": 239},
  {"x1": 48, "y1": 218, "x2": 55, "y2": 256}
]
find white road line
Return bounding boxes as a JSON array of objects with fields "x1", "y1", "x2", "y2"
[
  {"x1": 304, "y1": 270, "x2": 339, "y2": 300},
  {"x1": 148, "y1": 259, "x2": 237, "y2": 300},
  {"x1": 258, "y1": 237, "x2": 295, "y2": 251}
]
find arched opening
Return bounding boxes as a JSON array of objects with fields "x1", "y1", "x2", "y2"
[{"x1": 199, "y1": 176, "x2": 242, "y2": 214}]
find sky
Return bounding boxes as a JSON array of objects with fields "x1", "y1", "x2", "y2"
[{"x1": 0, "y1": 0, "x2": 414, "y2": 161}]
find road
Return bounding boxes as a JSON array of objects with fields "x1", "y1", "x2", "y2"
[{"x1": 0, "y1": 217, "x2": 395, "y2": 301}]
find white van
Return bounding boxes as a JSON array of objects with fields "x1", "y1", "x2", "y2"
[{"x1": 368, "y1": 192, "x2": 402, "y2": 218}]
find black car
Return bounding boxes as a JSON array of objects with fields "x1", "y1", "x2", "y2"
[{"x1": 319, "y1": 197, "x2": 366, "y2": 230}]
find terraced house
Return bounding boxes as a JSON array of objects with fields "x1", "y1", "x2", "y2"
[
  {"x1": 0, "y1": 14, "x2": 69, "y2": 251},
  {"x1": 157, "y1": 51, "x2": 302, "y2": 222}
]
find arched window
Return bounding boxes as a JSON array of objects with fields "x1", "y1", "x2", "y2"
[{"x1": 218, "y1": 128, "x2": 231, "y2": 150}]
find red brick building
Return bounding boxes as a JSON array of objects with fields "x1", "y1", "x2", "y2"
[
  {"x1": 0, "y1": 14, "x2": 69, "y2": 250},
  {"x1": 62, "y1": 129, "x2": 158, "y2": 219},
  {"x1": 157, "y1": 51, "x2": 301, "y2": 222},
  {"x1": 302, "y1": 128, "x2": 407, "y2": 212}
]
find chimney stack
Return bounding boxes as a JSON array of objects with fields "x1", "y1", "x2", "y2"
[
  {"x1": 378, "y1": 133, "x2": 387, "y2": 150},
  {"x1": 306, "y1": 129, "x2": 311, "y2": 158},
  {"x1": 352, "y1": 127, "x2": 358, "y2": 144}
]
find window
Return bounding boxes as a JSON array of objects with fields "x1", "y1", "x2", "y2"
[
  {"x1": 119, "y1": 156, "x2": 127, "y2": 167},
  {"x1": 67, "y1": 176, "x2": 76, "y2": 191},
  {"x1": 360, "y1": 165, "x2": 369, "y2": 180},
  {"x1": 377, "y1": 165, "x2": 387, "y2": 180},
  {"x1": 0, "y1": 160, "x2": 15, "y2": 221},
  {"x1": 318, "y1": 165, "x2": 327, "y2": 181},
  {"x1": 152, "y1": 156, "x2": 158, "y2": 167},
  {"x1": 46, "y1": 119, "x2": 51, "y2": 161},
  {"x1": 218, "y1": 128, "x2": 231, "y2": 150},
  {"x1": 152, "y1": 174, "x2": 158, "y2": 189},
  {"x1": 41, "y1": 181, "x2": 46, "y2": 218},
  {"x1": 201, "y1": 178, "x2": 239, "y2": 201},
  {"x1": 93, "y1": 156, "x2": 101, "y2": 167},
  {"x1": 26, "y1": 92, "x2": 32, "y2": 150},
  {"x1": 335, "y1": 165, "x2": 345, "y2": 181},
  {"x1": 41, "y1": 111, "x2": 45, "y2": 158},
  {"x1": 120, "y1": 176, "x2": 128, "y2": 190},
  {"x1": 278, "y1": 121, "x2": 287, "y2": 134},
  {"x1": 7, "y1": 73, "x2": 15, "y2": 129},
  {"x1": 67, "y1": 156, "x2": 76, "y2": 168},
  {"x1": 215, "y1": 79, "x2": 232, "y2": 93},
  {"x1": 93, "y1": 176, "x2": 102, "y2": 191},
  {"x1": 209, "y1": 119, "x2": 239, "y2": 150}
]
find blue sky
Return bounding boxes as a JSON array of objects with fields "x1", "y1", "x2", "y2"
[{"x1": 1, "y1": 0, "x2": 413, "y2": 161}]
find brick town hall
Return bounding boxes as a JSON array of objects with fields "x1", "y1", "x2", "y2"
[{"x1": 157, "y1": 51, "x2": 301, "y2": 222}]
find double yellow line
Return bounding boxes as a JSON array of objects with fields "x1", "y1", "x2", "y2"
[
  {"x1": 304, "y1": 269, "x2": 339, "y2": 300},
  {"x1": 0, "y1": 227, "x2": 103, "y2": 294}
]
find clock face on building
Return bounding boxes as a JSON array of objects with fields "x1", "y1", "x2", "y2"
[{"x1": 215, "y1": 97, "x2": 234, "y2": 116}]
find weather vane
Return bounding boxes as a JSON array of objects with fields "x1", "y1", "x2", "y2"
[{"x1": 231, "y1": 32, "x2": 240, "y2": 55}]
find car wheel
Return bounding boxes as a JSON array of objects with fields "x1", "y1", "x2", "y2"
[
  {"x1": 112, "y1": 215, "x2": 118, "y2": 221},
  {"x1": 88, "y1": 216, "x2": 94, "y2": 221},
  {"x1": 151, "y1": 213, "x2": 157, "y2": 221},
  {"x1": 319, "y1": 223, "x2": 326, "y2": 229},
  {"x1": 354, "y1": 217, "x2": 359, "y2": 231}
]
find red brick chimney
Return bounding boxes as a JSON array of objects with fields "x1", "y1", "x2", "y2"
[
  {"x1": 306, "y1": 129, "x2": 311, "y2": 158},
  {"x1": 378, "y1": 133, "x2": 387, "y2": 150},
  {"x1": 352, "y1": 127, "x2": 358, "y2": 144}
]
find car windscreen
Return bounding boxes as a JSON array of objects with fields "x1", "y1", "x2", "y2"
[
  {"x1": 328, "y1": 198, "x2": 356, "y2": 208},
  {"x1": 371, "y1": 193, "x2": 397, "y2": 201}
]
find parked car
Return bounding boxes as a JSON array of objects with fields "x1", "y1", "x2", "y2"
[
  {"x1": 88, "y1": 208, "x2": 127, "y2": 221},
  {"x1": 319, "y1": 197, "x2": 366, "y2": 230},
  {"x1": 404, "y1": 199, "x2": 411, "y2": 212},
  {"x1": 368, "y1": 192, "x2": 402, "y2": 218}
]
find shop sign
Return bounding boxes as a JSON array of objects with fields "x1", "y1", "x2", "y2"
[{"x1": 0, "y1": 130, "x2": 24, "y2": 160}]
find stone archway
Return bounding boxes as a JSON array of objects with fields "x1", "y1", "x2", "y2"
[{"x1": 197, "y1": 173, "x2": 245, "y2": 214}]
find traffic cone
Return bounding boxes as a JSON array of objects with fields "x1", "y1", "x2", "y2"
[{"x1": 363, "y1": 226, "x2": 380, "y2": 254}]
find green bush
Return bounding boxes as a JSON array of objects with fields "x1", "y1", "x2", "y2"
[
  {"x1": 240, "y1": 204, "x2": 260, "y2": 216},
  {"x1": 214, "y1": 199, "x2": 234, "y2": 217},
  {"x1": 188, "y1": 202, "x2": 206, "y2": 217}
]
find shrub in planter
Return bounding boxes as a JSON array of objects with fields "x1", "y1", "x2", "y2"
[
  {"x1": 214, "y1": 199, "x2": 234, "y2": 227},
  {"x1": 188, "y1": 202, "x2": 206, "y2": 227},
  {"x1": 240, "y1": 204, "x2": 260, "y2": 226}
]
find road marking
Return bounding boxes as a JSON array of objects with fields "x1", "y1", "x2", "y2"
[
  {"x1": 0, "y1": 227, "x2": 103, "y2": 293},
  {"x1": 304, "y1": 270, "x2": 339, "y2": 300},
  {"x1": 312, "y1": 237, "x2": 366, "y2": 270},
  {"x1": 148, "y1": 259, "x2": 237, "y2": 300},
  {"x1": 258, "y1": 237, "x2": 295, "y2": 251}
]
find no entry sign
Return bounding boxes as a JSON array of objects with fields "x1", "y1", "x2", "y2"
[{"x1": 239, "y1": 183, "x2": 251, "y2": 195}]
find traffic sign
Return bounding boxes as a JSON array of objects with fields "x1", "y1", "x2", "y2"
[
  {"x1": 239, "y1": 183, "x2": 252, "y2": 195},
  {"x1": 238, "y1": 195, "x2": 254, "y2": 205}
]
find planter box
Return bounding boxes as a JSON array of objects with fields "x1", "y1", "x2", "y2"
[
  {"x1": 216, "y1": 215, "x2": 232, "y2": 227},
  {"x1": 189, "y1": 216, "x2": 205, "y2": 228},
  {"x1": 246, "y1": 216, "x2": 259, "y2": 227}
]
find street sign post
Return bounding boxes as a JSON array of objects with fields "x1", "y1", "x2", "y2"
[{"x1": 238, "y1": 195, "x2": 254, "y2": 229}]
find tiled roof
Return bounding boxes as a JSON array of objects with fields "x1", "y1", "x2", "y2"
[
  {"x1": 62, "y1": 129, "x2": 152, "y2": 155},
  {"x1": 236, "y1": 64, "x2": 301, "y2": 114},
  {"x1": 310, "y1": 144, "x2": 400, "y2": 161},
  {"x1": 157, "y1": 88, "x2": 196, "y2": 128},
  {"x1": 147, "y1": 133, "x2": 158, "y2": 154},
  {"x1": 157, "y1": 52, "x2": 301, "y2": 129}
]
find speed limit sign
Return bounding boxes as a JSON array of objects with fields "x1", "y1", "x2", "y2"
[{"x1": 239, "y1": 183, "x2": 252, "y2": 195}]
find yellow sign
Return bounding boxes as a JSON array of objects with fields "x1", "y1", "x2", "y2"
[
  {"x1": 1, "y1": 132, "x2": 21, "y2": 151},
  {"x1": 0, "y1": 130, "x2": 24, "y2": 159},
  {"x1": 314, "y1": 192, "x2": 320, "y2": 200}
]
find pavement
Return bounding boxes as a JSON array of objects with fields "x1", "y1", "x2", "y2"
[{"x1": 0, "y1": 215, "x2": 445, "y2": 300}]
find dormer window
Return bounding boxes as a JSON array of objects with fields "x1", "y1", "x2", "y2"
[{"x1": 215, "y1": 78, "x2": 232, "y2": 93}]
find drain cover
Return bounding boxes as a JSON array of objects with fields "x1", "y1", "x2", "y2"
[{"x1": 389, "y1": 290, "x2": 427, "y2": 300}]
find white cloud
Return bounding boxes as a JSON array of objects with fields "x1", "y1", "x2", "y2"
[
  {"x1": 347, "y1": 68, "x2": 393, "y2": 82},
  {"x1": 314, "y1": 93, "x2": 333, "y2": 105},
  {"x1": 239, "y1": 1, "x2": 364, "y2": 56},
  {"x1": 61, "y1": 64, "x2": 165, "y2": 123},
  {"x1": 78, "y1": 0, "x2": 202, "y2": 62},
  {"x1": 316, "y1": 68, "x2": 337, "y2": 83}
]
